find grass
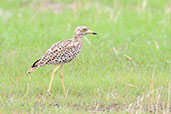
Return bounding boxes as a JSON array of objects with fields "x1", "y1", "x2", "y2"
[{"x1": 0, "y1": 0, "x2": 171, "y2": 113}]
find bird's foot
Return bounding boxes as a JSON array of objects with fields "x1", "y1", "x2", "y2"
[{"x1": 47, "y1": 90, "x2": 52, "y2": 96}]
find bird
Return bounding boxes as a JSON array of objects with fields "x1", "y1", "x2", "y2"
[{"x1": 27, "y1": 26, "x2": 97, "y2": 94}]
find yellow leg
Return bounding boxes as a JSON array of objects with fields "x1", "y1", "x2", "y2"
[
  {"x1": 60, "y1": 65, "x2": 66, "y2": 94},
  {"x1": 47, "y1": 65, "x2": 61, "y2": 93}
]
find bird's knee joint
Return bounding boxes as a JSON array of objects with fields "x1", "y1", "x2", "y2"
[{"x1": 60, "y1": 75, "x2": 63, "y2": 78}]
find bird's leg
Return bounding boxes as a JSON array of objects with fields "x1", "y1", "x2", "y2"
[
  {"x1": 47, "y1": 65, "x2": 61, "y2": 93},
  {"x1": 60, "y1": 65, "x2": 66, "y2": 94}
]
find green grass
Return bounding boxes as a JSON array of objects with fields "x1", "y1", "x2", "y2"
[{"x1": 0, "y1": 0, "x2": 171, "y2": 113}]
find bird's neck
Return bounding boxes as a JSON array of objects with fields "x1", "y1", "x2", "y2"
[{"x1": 73, "y1": 34, "x2": 84, "y2": 41}]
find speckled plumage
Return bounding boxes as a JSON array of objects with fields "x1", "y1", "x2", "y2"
[
  {"x1": 33, "y1": 38, "x2": 82, "y2": 67},
  {"x1": 27, "y1": 26, "x2": 96, "y2": 74}
]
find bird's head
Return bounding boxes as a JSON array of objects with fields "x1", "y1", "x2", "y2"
[{"x1": 74, "y1": 26, "x2": 97, "y2": 39}]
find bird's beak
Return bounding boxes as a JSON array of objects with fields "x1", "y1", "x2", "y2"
[{"x1": 86, "y1": 30, "x2": 97, "y2": 35}]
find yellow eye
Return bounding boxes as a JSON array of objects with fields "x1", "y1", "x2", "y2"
[{"x1": 82, "y1": 28, "x2": 87, "y2": 31}]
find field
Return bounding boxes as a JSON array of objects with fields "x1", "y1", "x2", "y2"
[{"x1": 0, "y1": 0, "x2": 171, "y2": 113}]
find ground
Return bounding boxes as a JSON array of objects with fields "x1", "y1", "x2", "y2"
[{"x1": 0, "y1": 0, "x2": 171, "y2": 113}]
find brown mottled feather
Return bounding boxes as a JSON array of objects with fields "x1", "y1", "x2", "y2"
[{"x1": 37, "y1": 39, "x2": 81, "y2": 64}]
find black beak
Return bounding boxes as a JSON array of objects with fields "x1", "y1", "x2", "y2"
[{"x1": 92, "y1": 32, "x2": 97, "y2": 35}]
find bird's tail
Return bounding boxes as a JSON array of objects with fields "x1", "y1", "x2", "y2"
[
  {"x1": 27, "y1": 59, "x2": 40, "y2": 74},
  {"x1": 27, "y1": 67, "x2": 37, "y2": 74}
]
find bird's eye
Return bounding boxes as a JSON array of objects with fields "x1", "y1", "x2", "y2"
[{"x1": 82, "y1": 28, "x2": 87, "y2": 31}]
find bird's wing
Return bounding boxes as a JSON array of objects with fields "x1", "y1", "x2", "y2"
[
  {"x1": 34, "y1": 39, "x2": 81, "y2": 67},
  {"x1": 38, "y1": 39, "x2": 72, "y2": 65},
  {"x1": 27, "y1": 39, "x2": 73, "y2": 73}
]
